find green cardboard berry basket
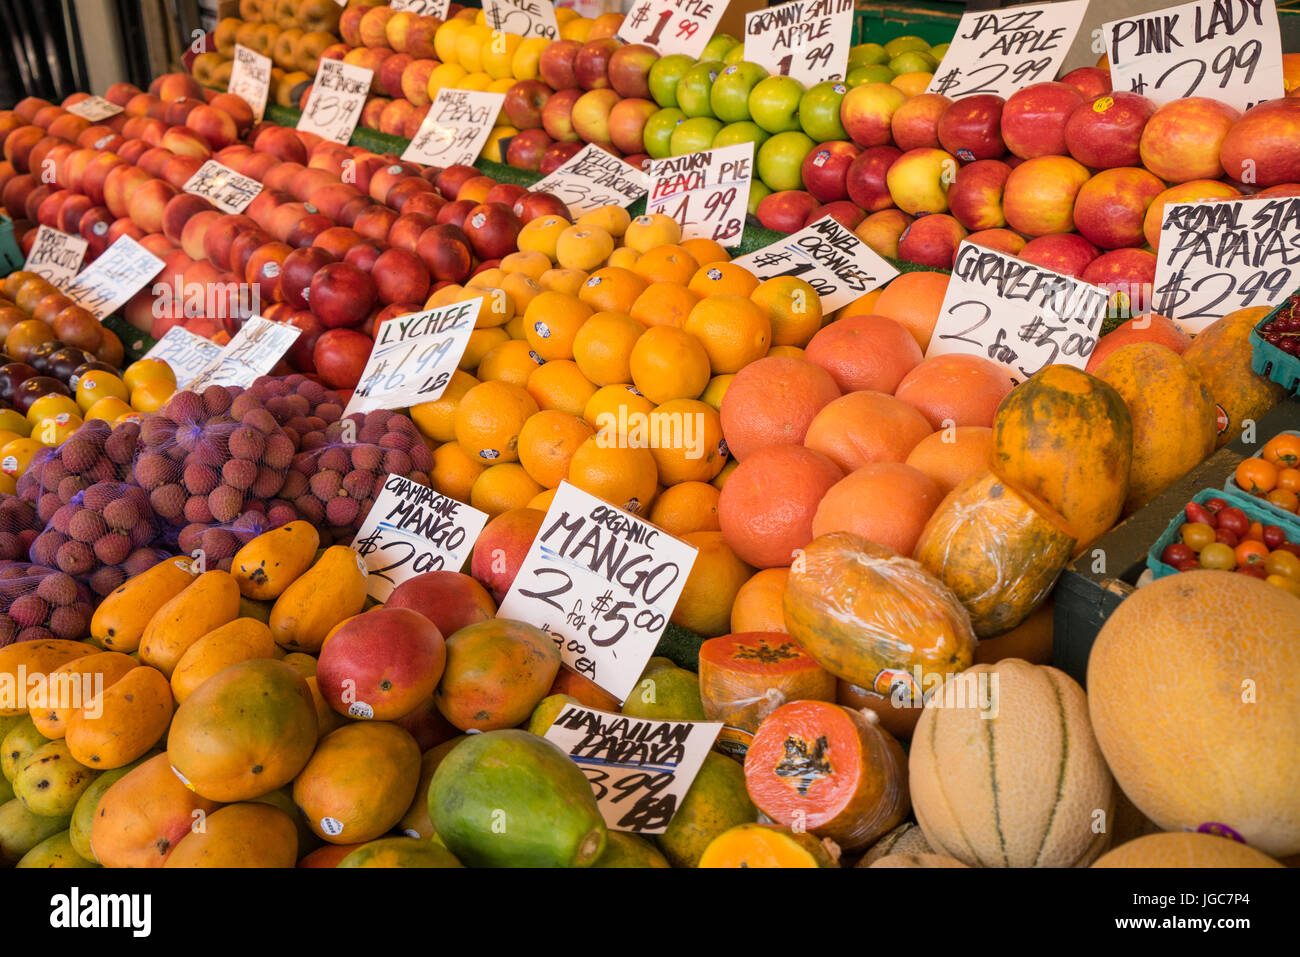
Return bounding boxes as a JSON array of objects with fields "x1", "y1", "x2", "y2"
[
  {"x1": 1222, "y1": 429, "x2": 1300, "y2": 525},
  {"x1": 1145, "y1": 486, "x2": 1300, "y2": 580},
  {"x1": 1250, "y1": 291, "x2": 1300, "y2": 393}
]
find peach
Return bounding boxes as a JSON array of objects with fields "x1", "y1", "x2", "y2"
[
  {"x1": 180, "y1": 209, "x2": 223, "y2": 261},
  {"x1": 186, "y1": 105, "x2": 239, "y2": 151},
  {"x1": 1001, "y1": 155, "x2": 1090, "y2": 237}
]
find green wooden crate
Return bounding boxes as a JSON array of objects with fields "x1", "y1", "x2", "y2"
[{"x1": 852, "y1": 0, "x2": 961, "y2": 47}]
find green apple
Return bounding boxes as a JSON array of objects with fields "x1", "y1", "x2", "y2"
[
  {"x1": 644, "y1": 107, "x2": 687, "y2": 158},
  {"x1": 889, "y1": 50, "x2": 937, "y2": 74},
  {"x1": 930, "y1": 42, "x2": 949, "y2": 61},
  {"x1": 883, "y1": 35, "x2": 930, "y2": 58},
  {"x1": 847, "y1": 65, "x2": 897, "y2": 86},
  {"x1": 710, "y1": 62, "x2": 769, "y2": 123},
  {"x1": 757, "y1": 130, "x2": 815, "y2": 191},
  {"x1": 712, "y1": 120, "x2": 770, "y2": 151},
  {"x1": 798, "y1": 81, "x2": 849, "y2": 142},
  {"x1": 670, "y1": 116, "x2": 724, "y2": 155},
  {"x1": 747, "y1": 179, "x2": 772, "y2": 215},
  {"x1": 700, "y1": 33, "x2": 740, "y2": 62},
  {"x1": 748, "y1": 75, "x2": 804, "y2": 135},
  {"x1": 648, "y1": 54, "x2": 696, "y2": 109},
  {"x1": 723, "y1": 43, "x2": 746, "y2": 66},
  {"x1": 848, "y1": 43, "x2": 889, "y2": 68},
  {"x1": 677, "y1": 60, "x2": 722, "y2": 118}
]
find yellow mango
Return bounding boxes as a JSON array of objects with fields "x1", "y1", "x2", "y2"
[
  {"x1": 170, "y1": 618, "x2": 277, "y2": 703},
  {"x1": 91, "y1": 557, "x2": 197, "y2": 653},
  {"x1": 65, "y1": 666, "x2": 173, "y2": 770},
  {"x1": 31, "y1": 652, "x2": 136, "y2": 739},
  {"x1": 138, "y1": 570, "x2": 241, "y2": 677},
  {"x1": 13, "y1": 739, "x2": 98, "y2": 817},
  {"x1": 269, "y1": 546, "x2": 369, "y2": 653},
  {"x1": 231, "y1": 520, "x2": 321, "y2": 600},
  {"x1": 0, "y1": 640, "x2": 98, "y2": 716}
]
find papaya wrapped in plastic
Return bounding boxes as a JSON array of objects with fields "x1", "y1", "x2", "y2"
[
  {"x1": 913, "y1": 470, "x2": 1076, "y2": 638},
  {"x1": 783, "y1": 532, "x2": 976, "y2": 697},
  {"x1": 744, "y1": 700, "x2": 909, "y2": 851},
  {"x1": 697, "y1": 632, "x2": 837, "y2": 733}
]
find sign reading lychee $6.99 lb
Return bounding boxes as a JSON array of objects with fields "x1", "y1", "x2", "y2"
[{"x1": 497, "y1": 482, "x2": 698, "y2": 702}]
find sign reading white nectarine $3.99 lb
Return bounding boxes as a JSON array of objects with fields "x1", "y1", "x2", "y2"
[
  {"x1": 927, "y1": 0, "x2": 1089, "y2": 99},
  {"x1": 498, "y1": 481, "x2": 698, "y2": 702},
  {"x1": 617, "y1": 0, "x2": 729, "y2": 60},
  {"x1": 227, "y1": 44, "x2": 272, "y2": 123},
  {"x1": 743, "y1": 0, "x2": 854, "y2": 87},
  {"x1": 65, "y1": 95, "x2": 122, "y2": 122},
  {"x1": 24, "y1": 226, "x2": 87, "y2": 290},
  {"x1": 403, "y1": 89, "x2": 507, "y2": 167},
  {"x1": 926, "y1": 241, "x2": 1109, "y2": 383},
  {"x1": 182, "y1": 160, "x2": 264, "y2": 214},
  {"x1": 143, "y1": 326, "x2": 224, "y2": 390},
  {"x1": 62, "y1": 235, "x2": 165, "y2": 321},
  {"x1": 188, "y1": 316, "x2": 302, "y2": 391},
  {"x1": 482, "y1": 0, "x2": 560, "y2": 40},
  {"x1": 530, "y1": 144, "x2": 648, "y2": 217},
  {"x1": 646, "y1": 142, "x2": 753, "y2": 246},
  {"x1": 297, "y1": 58, "x2": 373, "y2": 144}
]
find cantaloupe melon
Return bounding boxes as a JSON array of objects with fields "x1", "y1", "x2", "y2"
[
  {"x1": 1091, "y1": 832, "x2": 1284, "y2": 868},
  {"x1": 1088, "y1": 571, "x2": 1300, "y2": 858},
  {"x1": 909, "y1": 659, "x2": 1115, "y2": 867}
]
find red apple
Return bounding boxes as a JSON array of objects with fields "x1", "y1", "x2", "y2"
[
  {"x1": 845, "y1": 145, "x2": 902, "y2": 213},
  {"x1": 608, "y1": 98, "x2": 658, "y2": 156},
  {"x1": 898, "y1": 213, "x2": 968, "y2": 268},
  {"x1": 1140, "y1": 97, "x2": 1240, "y2": 183},
  {"x1": 1000, "y1": 82, "x2": 1086, "y2": 159},
  {"x1": 800, "y1": 141, "x2": 861, "y2": 203},
  {"x1": 538, "y1": 141, "x2": 584, "y2": 175},
  {"x1": 803, "y1": 201, "x2": 864, "y2": 230},
  {"x1": 1001, "y1": 155, "x2": 1091, "y2": 236},
  {"x1": 947, "y1": 158, "x2": 1012, "y2": 231},
  {"x1": 571, "y1": 89, "x2": 621, "y2": 143},
  {"x1": 1081, "y1": 248, "x2": 1159, "y2": 319},
  {"x1": 609, "y1": 44, "x2": 657, "y2": 100},
  {"x1": 1017, "y1": 233, "x2": 1100, "y2": 278},
  {"x1": 313, "y1": 328, "x2": 373, "y2": 389},
  {"x1": 756, "y1": 190, "x2": 820, "y2": 232},
  {"x1": 841, "y1": 82, "x2": 908, "y2": 149},
  {"x1": 853, "y1": 208, "x2": 913, "y2": 260},
  {"x1": 1220, "y1": 98, "x2": 1300, "y2": 187},
  {"x1": 965, "y1": 228, "x2": 1027, "y2": 257},
  {"x1": 309, "y1": 261, "x2": 377, "y2": 329},
  {"x1": 542, "y1": 88, "x2": 584, "y2": 142},
  {"x1": 371, "y1": 247, "x2": 431, "y2": 305},
  {"x1": 504, "y1": 79, "x2": 552, "y2": 131},
  {"x1": 1072, "y1": 166, "x2": 1164, "y2": 249},
  {"x1": 539, "y1": 39, "x2": 583, "y2": 91},
  {"x1": 890, "y1": 93, "x2": 951, "y2": 151},
  {"x1": 1059, "y1": 66, "x2": 1112, "y2": 100},
  {"x1": 574, "y1": 38, "x2": 619, "y2": 91},
  {"x1": 936, "y1": 94, "x2": 1006, "y2": 162}
]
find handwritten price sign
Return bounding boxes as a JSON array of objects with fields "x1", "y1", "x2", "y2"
[
  {"x1": 617, "y1": 0, "x2": 728, "y2": 59},
  {"x1": 24, "y1": 226, "x2": 87, "y2": 289},
  {"x1": 731, "y1": 215, "x2": 898, "y2": 312},
  {"x1": 142, "y1": 326, "x2": 224, "y2": 390},
  {"x1": 482, "y1": 0, "x2": 559, "y2": 40},
  {"x1": 227, "y1": 44, "x2": 272, "y2": 122},
  {"x1": 391, "y1": 0, "x2": 450, "y2": 15},
  {"x1": 545, "y1": 706, "x2": 722, "y2": 834},
  {"x1": 352, "y1": 474, "x2": 488, "y2": 601},
  {"x1": 646, "y1": 142, "x2": 752, "y2": 246},
  {"x1": 62, "y1": 236, "x2": 164, "y2": 321},
  {"x1": 297, "y1": 58, "x2": 372, "y2": 144},
  {"x1": 65, "y1": 95, "x2": 122, "y2": 122},
  {"x1": 927, "y1": 0, "x2": 1088, "y2": 99},
  {"x1": 744, "y1": 0, "x2": 854, "y2": 87},
  {"x1": 1104, "y1": 0, "x2": 1284, "y2": 112},
  {"x1": 183, "y1": 160, "x2": 263, "y2": 214},
  {"x1": 188, "y1": 316, "x2": 301, "y2": 390},
  {"x1": 498, "y1": 481, "x2": 698, "y2": 701},
  {"x1": 926, "y1": 241, "x2": 1109, "y2": 383},
  {"x1": 403, "y1": 89, "x2": 505, "y2": 167},
  {"x1": 530, "y1": 144, "x2": 648, "y2": 217},
  {"x1": 1153, "y1": 195, "x2": 1300, "y2": 334}
]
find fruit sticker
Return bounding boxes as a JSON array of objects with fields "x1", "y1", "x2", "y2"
[
  {"x1": 617, "y1": 0, "x2": 730, "y2": 60},
  {"x1": 319, "y1": 817, "x2": 345, "y2": 837},
  {"x1": 743, "y1": 0, "x2": 854, "y2": 87},
  {"x1": 530, "y1": 144, "x2": 649, "y2": 218},
  {"x1": 23, "y1": 225, "x2": 87, "y2": 290},
  {"x1": 646, "y1": 142, "x2": 753, "y2": 246},
  {"x1": 227, "y1": 44, "x2": 272, "y2": 123},
  {"x1": 403, "y1": 89, "x2": 507, "y2": 168},
  {"x1": 142, "y1": 326, "x2": 223, "y2": 390},
  {"x1": 61, "y1": 235, "x2": 165, "y2": 321}
]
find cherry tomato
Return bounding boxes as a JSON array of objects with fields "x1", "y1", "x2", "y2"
[
  {"x1": 1235, "y1": 458, "x2": 1278, "y2": 494},
  {"x1": 1199, "y1": 542, "x2": 1237, "y2": 570},
  {"x1": 1214, "y1": 527, "x2": 1239, "y2": 547},
  {"x1": 1266, "y1": 489, "x2": 1299, "y2": 512},
  {"x1": 1277, "y1": 468, "x2": 1300, "y2": 494},
  {"x1": 1237, "y1": 564, "x2": 1268, "y2": 579},
  {"x1": 1161, "y1": 543, "x2": 1195, "y2": 565},
  {"x1": 1265, "y1": 549, "x2": 1300, "y2": 580},
  {"x1": 1263, "y1": 525, "x2": 1287, "y2": 550},
  {"x1": 1181, "y1": 522, "x2": 1216, "y2": 551},
  {"x1": 1236, "y1": 540, "x2": 1269, "y2": 566},
  {"x1": 1248, "y1": 520, "x2": 1265, "y2": 542},
  {"x1": 1174, "y1": 558, "x2": 1201, "y2": 572},
  {"x1": 1282, "y1": 542, "x2": 1300, "y2": 558},
  {"x1": 1261, "y1": 433, "x2": 1300, "y2": 469},
  {"x1": 1185, "y1": 502, "x2": 1217, "y2": 526},
  {"x1": 1266, "y1": 573, "x2": 1300, "y2": 596},
  {"x1": 1204, "y1": 497, "x2": 1229, "y2": 513},
  {"x1": 1216, "y1": 507, "x2": 1250, "y2": 538}
]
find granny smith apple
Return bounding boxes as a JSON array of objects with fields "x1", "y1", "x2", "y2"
[
  {"x1": 712, "y1": 120, "x2": 770, "y2": 151},
  {"x1": 883, "y1": 35, "x2": 930, "y2": 58},
  {"x1": 889, "y1": 50, "x2": 937, "y2": 74},
  {"x1": 747, "y1": 179, "x2": 772, "y2": 215},
  {"x1": 847, "y1": 65, "x2": 897, "y2": 86},
  {"x1": 748, "y1": 75, "x2": 804, "y2": 134},
  {"x1": 670, "y1": 116, "x2": 724, "y2": 155},
  {"x1": 799, "y1": 81, "x2": 849, "y2": 142},
  {"x1": 648, "y1": 54, "x2": 695, "y2": 108},
  {"x1": 710, "y1": 62, "x2": 769, "y2": 123},
  {"x1": 700, "y1": 33, "x2": 740, "y2": 62},
  {"x1": 848, "y1": 43, "x2": 889, "y2": 68},
  {"x1": 644, "y1": 107, "x2": 687, "y2": 158},
  {"x1": 757, "y1": 130, "x2": 815, "y2": 191},
  {"x1": 677, "y1": 61, "x2": 722, "y2": 118},
  {"x1": 930, "y1": 42, "x2": 949, "y2": 60},
  {"x1": 723, "y1": 43, "x2": 746, "y2": 66}
]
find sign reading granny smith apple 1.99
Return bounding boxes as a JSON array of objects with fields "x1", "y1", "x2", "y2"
[
  {"x1": 927, "y1": 0, "x2": 1089, "y2": 99},
  {"x1": 743, "y1": 0, "x2": 854, "y2": 87},
  {"x1": 618, "y1": 0, "x2": 730, "y2": 60},
  {"x1": 646, "y1": 142, "x2": 752, "y2": 246}
]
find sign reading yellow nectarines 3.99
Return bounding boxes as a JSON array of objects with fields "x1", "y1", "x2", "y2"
[{"x1": 530, "y1": 144, "x2": 649, "y2": 217}]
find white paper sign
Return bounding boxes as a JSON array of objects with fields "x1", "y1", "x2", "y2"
[
  {"x1": 731, "y1": 215, "x2": 899, "y2": 312},
  {"x1": 617, "y1": 0, "x2": 729, "y2": 59},
  {"x1": 227, "y1": 45, "x2": 272, "y2": 123},
  {"x1": 926, "y1": 241, "x2": 1109, "y2": 383},
  {"x1": 1152, "y1": 194, "x2": 1300, "y2": 334},
  {"x1": 403, "y1": 89, "x2": 506, "y2": 168},
  {"x1": 1104, "y1": 0, "x2": 1284, "y2": 112},
  {"x1": 65, "y1": 95, "x2": 123, "y2": 122},
  {"x1": 646, "y1": 143, "x2": 752, "y2": 246},
  {"x1": 352, "y1": 473, "x2": 489, "y2": 601},
  {"x1": 927, "y1": 0, "x2": 1089, "y2": 99},
  {"x1": 344, "y1": 298, "x2": 480, "y2": 417},
  {"x1": 188, "y1": 316, "x2": 301, "y2": 391},
  {"x1": 183, "y1": 160, "x2": 264, "y2": 214},
  {"x1": 743, "y1": 0, "x2": 854, "y2": 86},
  {"x1": 544, "y1": 705, "x2": 723, "y2": 834},
  {"x1": 143, "y1": 326, "x2": 224, "y2": 390},
  {"x1": 24, "y1": 226, "x2": 88, "y2": 289},
  {"x1": 62, "y1": 236, "x2": 165, "y2": 321},
  {"x1": 530, "y1": 144, "x2": 649, "y2": 218},
  {"x1": 497, "y1": 481, "x2": 698, "y2": 701},
  {"x1": 391, "y1": 0, "x2": 451, "y2": 15},
  {"x1": 297, "y1": 59, "x2": 373, "y2": 144},
  {"x1": 482, "y1": 0, "x2": 559, "y2": 40}
]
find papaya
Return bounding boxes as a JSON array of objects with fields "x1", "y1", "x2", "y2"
[
  {"x1": 337, "y1": 837, "x2": 463, "y2": 868},
  {"x1": 0, "y1": 797, "x2": 70, "y2": 865},
  {"x1": 16, "y1": 829, "x2": 98, "y2": 868},
  {"x1": 433, "y1": 619, "x2": 561, "y2": 731},
  {"x1": 0, "y1": 639, "x2": 99, "y2": 716},
  {"x1": 293, "y1": 722, "x2": 421, "y2": 844},
  {"x1": 239, "y1": 596, "x2": 274, "y2": 623},
  {"x1": 2, "y1": 717, "x2": 50, "y2": 782},
  {"x1": 698, "y1": 823, "x2": 838, "y2": 868},
  {"x1": 269, "y1": 546, "x2": 369, "y2": 652},
  {"x1": 251, "y1": 786, "x2": 322, "y2": 860},
  {"x1": 620, "y1": 659, "x2": 706, "y2": 720},
  {"x1": 783, "y1": 532, "x2": 976, "y2": 693},
  {"x1": 836, "y1": 679, "x2": 922, "y2": 741},
  {"x1": 1092, "y1": 343, "x2": 1217, "y2": 513},
  {"x1": 656, "y1": 751, "x2": 757, "y2": 868},
  {"x1": 14, "y1": 739, "x2": 98, "y2": 817},
  {"x1": 305, "y1": 676, "x2": 346, "y2": 739},
  {"x1": 169, "y1": 617, "x2": 277, "y2": 703},
  {"x1": 163, "y1": 803, "x2": 299, "y2": 868},
  {"x1": 397, "y1": 737, "x2": 468, "y2": 840},
  {"x1": 697, "y1": 632, "x2": 836, "y2": 732},
  {"x1": 990, "y1": 364, "x2": 1133, "y2": 551},
  {"x1": 231, "y1": 520, "x2": 321, "y2": 600},
  {"x1": 429, "y1": 729, "x2": 607, "y2": 868},
  {"x1": 31, "y1": 651, "x2": 136, "y2": 739},
  {"x1": 90, "y1": 556, "x2": 196, "y2": 652},
  {"x1": 550, "y1": 667, "x2": 623, "y2": 711},
  {"x1": 594, "y1": 831, "x2": 672, "y2": 868},
  {"x1": 913, "y1": 470, "x2": 1076, "y2": 637},
  {"x1": 297, "y1": 843, "x2": 365, "y2": 867},
  {"x1": 88, "y1": 752, "x2": 220, "y2": 867},
  {"x1": 138, "y1": 570, "x2": 241, "y2": 677},
  {"x1": 856, "y1": 820, "x2": 934, "y2": 867},
  {"x1": 0, "y1": 775, "x2": 11, "y2": 804},
  {"x1": 68, "y1": 751, "x2": 158, "y2": 862},
  {"x1": 528, "y1": 694, "x2": 581, "y2": 736},
  {"x1": 281, "y1": 652, "x2": 317, "y2": 677},
  {"x1": 1182, "y1": 306, "x2": 1285, "y2": 448},
  {"x1": 65, "y1": 666, "x2": 173, "y2": 770},
  {"x1": 168, "y1": 658, "x2": 318, "y2": 802}
]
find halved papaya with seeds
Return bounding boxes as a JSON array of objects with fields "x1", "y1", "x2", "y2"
[
  {"x1": 744, "y1": 700, "x2": 909, "y2": 851},
  {"x1": 697, "y1": 632, "x2": 836, "y2": 733},
  {"x1": 699, "y1": 823, "x2": 838, "y2": 868}
]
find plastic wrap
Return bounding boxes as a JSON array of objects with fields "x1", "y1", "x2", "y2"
[
  {"x1": 15, "y1": 418, "x2": 139, "y2": 525},
  {"x1": 175, "y1": 509, "x2": 284, "y2": 572},
  {"x1": 0, "y1": 494, "x2": 42, "y2": 561},
  {"x1": 697, "y1": 632, "x2": 837, "y2": 734},
  {"x1": 0, "y1": 561, "x2": 95, "y2": 645},
  {"x1": 243, "y1": 373, "x2": 345, "y2": 446}
]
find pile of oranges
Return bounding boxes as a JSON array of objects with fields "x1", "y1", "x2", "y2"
[{"x1": 1232, "y1": 432, "x2": 1300, "y2": 514}]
